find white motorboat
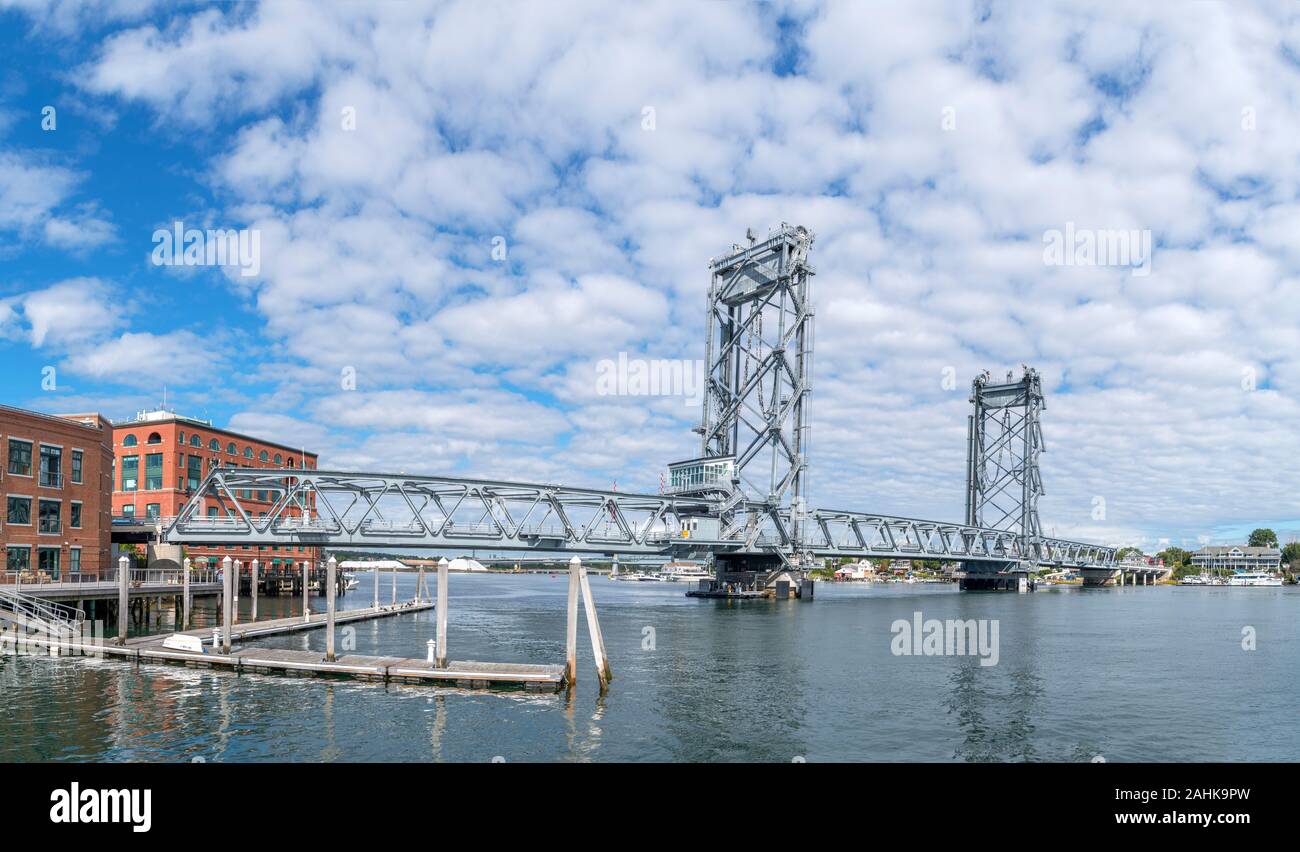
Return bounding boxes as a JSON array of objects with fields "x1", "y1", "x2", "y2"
[
  {"x1": 661, "y1": 563, "x2": 712, "y2": 583},
  {"x1": 1226, "y1": 571, "x2": 1283, "y2": 587}
]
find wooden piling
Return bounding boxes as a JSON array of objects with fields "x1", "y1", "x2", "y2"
[
  {"x1": 325, "y1": 557, "x2": 337, "y2": 662},
  {"x1": 435, "y1": 557, "x2": 448, "y2": 668},
  {"x1": 565, "y1": 557, "x2": 579, "y2": 686},
  {"x1": 251, "y1": 559, "x2": 259, "y2": 622},
  {"x1": 391, "y1": 565, "x2": 397, "y2": 606},
  {"x1": 301, "y1": 560, "x2": 310, "y2": 623},
  {"x1": 117, "y1": 555, "x2": 129, "y2": 646},
  {"x1": 182, "y1": 557, "x2": 192, "y2": 631},
  {"x1": 577, "y1": 558, "x2": 612, "y2": 691},
  {"x1": 221, "y1": 555, "x2": 233, "y2": 654}
]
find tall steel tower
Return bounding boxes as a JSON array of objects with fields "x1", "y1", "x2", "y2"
[
  {"x1": 964, "y1": 366, "x2": 1045, "y2": 577},
  {"x1": 667, "y1": 224, "x2": 815, "y2": 578}
]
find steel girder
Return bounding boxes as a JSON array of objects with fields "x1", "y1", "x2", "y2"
[
  {"x1": 783, "y1": 508, "x2": 1115, "y2": 567},
  {"x1": 164, "y1": 468, "x2": 715, "y2": 555},
  {"x1": 163, "y1": 467, "x2": 1116, "y2": 567}
]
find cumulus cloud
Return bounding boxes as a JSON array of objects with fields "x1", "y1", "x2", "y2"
[
  {"x1": 5, "y1": 0, "x2": 1297, "y2": 546},
  {"x1": 0, "y1": 277, "x2": 123, "y2": 346},
  {"x1": 0, "y1": 153, "x2": 116, "y2": 250}
]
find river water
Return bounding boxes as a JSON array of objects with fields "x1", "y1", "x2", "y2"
[{"x1": 2, "y1": 573, "x2": 1296, "y2": 762}]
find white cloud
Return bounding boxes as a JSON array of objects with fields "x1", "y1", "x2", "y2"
[
  {"x1": 0, "y1": 277, "x2": 122, "y2": 346},
  {"x1": 63, "y1": 330, "x2": 220, "y2": 384},
  {"x1": 0, "y1": 154, "x2": 115, "y2": 249},
  {"x1": 14, "y1": 0, "x2": 1299, "y2": 545}
]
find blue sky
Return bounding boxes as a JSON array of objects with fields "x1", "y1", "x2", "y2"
[{"x1": 2, "y1": 0, "x2": 1299, "y2": 552}]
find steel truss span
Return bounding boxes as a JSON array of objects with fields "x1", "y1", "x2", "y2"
[
  {"x1": 166, "y1": 469, "x2": 715, "y2": 555},
  {"x1": 165, "y1": 469, "x2": 1115, "y2": 568},
  {"x1": 799, "y1": 509, "x2": 1114, "y2": 567}
]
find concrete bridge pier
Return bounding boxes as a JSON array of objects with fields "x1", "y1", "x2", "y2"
[{"x1": 1080, "y1": 566, "x2": 1121, "y2": 587}]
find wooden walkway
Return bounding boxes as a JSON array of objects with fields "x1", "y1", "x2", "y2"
[
  {"x1": 7, "y1": 601, "x2": 566, "y2": 692},
  {"x1": 125, "y1": 601, "x2": 430, "y2": 647}
]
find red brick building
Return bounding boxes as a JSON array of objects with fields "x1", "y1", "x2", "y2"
[
  {"x1": 110, "y1": 410, "x2": 320, "y2": 573},
  {"x1": 1, "y1": 405, "x2": 114, "y2": 581}
]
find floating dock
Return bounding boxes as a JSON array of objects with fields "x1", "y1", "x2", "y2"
[
  {"x1": 7, "y1": 601, "x2": 565, "y2": 692},
  {"x1": 6, "y1": 554, "x2": 612, "y2": 694}
]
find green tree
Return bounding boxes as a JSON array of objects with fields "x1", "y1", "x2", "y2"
[
  {"x1": 1116, "y1": 546, "x2": 1144, "y2": 560},
  {"x1": 1281, "y1": 542, "x2": 1300, "y2": 568},
  {"x1": 1248, "y1": 528, "x2": 1278, "y2": 548},
  {"x1": 1156, "y1": 546, "x2": 1190, "y2": 569}
]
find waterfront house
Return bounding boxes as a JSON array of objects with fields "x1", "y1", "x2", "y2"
[{"x1": 1190, "y1": 545, "x2": 1281, "y2": 574}]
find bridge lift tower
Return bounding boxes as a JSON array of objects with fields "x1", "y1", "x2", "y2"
[
  {"x1": 665, "y1": 223, "x2": 815, "y2": 591},
  {"x1": 961, "y1": 367, "x2": 1046, "y2": 590}
]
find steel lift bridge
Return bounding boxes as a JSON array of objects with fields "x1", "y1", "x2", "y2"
[{"x1": 166, "y1": 224, "x2": 1116, "y2": 596}]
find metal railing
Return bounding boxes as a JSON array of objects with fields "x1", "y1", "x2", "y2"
[
  {"x1": 2, "y1": 567, "x2": 221, "y2": 589},
  {"x1": 0, "y1": 587, "x2": 84, "y2": 630}
]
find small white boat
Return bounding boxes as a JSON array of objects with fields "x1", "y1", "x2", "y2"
[
  {"x1": 661, "y1": 563, "x2": 712, "y2": 583},
  {"x1": 343, "y1": 572, "x2": 360, "y2": 590},
  {"x1": 1226, "y1": 571, "x2": 1282, "y2": 587}
]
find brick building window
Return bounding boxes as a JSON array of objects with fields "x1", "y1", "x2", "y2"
[
  {"x1": 71, "y1": 450, "x2": 83, "y2": 484},
  {"x1": 70, "y1": 503, "x2": 82, "y2": 528},
  {"x1": 38, "y1": 499, "x2": 61, "y2": 534},
  {"x1": 69, "y1": 548, "x2": 81, "y2": 574},
  {"x1": 8, "y1": 439, "x2": 32, "y2": 476},
  {"x1": 145, "y1": 503, "x2": 160, "y2": 519},
  {"x1": 145, "y1": 453, "x2": 163, "y2": 490},
  {"x1": 39, "y1": 445, "x2": 62, "y2": 487},
  {"x1": 121, "y1": 455, "x2": 138, "y2": 491},
  {"x1": 6, "y1": 496, "x2": 31, "y2": 525},
  {"x1": 6, "y1": 546, "x2": 30, "y2": 574},
  {"x1": 187, "y1": 455, "x2": 202, "y2": 490},
  {"x1": 38, "y1": 547, "x2": 60, "y2": 579}
]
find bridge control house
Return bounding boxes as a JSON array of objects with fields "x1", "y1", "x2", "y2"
[
  {"x1": 0, "y1": 405, "x2": 114, "y2": 582},
  {"x1": 111, "y1": 409, "x2": 320, "y2": 579}
]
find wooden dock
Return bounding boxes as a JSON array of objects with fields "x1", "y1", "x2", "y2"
[
  {"x1": 124, "y1": 601, "x2": 430, "y2": 648},
  {"x1": 8, "y1": 608, "x2": 565, "y2": 691},
  {"x1": 6, "y1": 555, "x2": 611, "y2": 694}
]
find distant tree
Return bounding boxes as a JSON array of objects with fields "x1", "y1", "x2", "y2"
[
  {"x1": 1281, "y1": 542, "x2": 1300, "y2": 568},
  {"x1": 1248, "y1": 528, "x2": 1279, "y2": 548},
  {"x1": 1116, "y1": 546, "x2": 1144, "y2": 560},
  {"x1": 1156, "y1": 546, "x2": 1190, "y2": 568}
]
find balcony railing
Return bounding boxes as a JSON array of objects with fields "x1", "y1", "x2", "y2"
[{"x1": 38, "y1": 470, "x2": 63, "y2": 488}]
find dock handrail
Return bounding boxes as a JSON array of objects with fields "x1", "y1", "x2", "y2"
[{"x1": 0, "y1": 587, "x2": 85, "y2": 631}]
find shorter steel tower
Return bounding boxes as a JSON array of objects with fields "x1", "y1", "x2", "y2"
[{"x1": 963, "y1": 366, "x2": 1045, "y2": 588}]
